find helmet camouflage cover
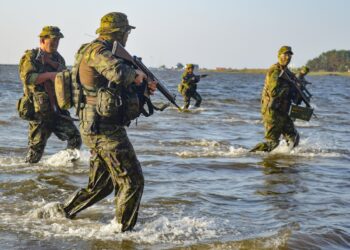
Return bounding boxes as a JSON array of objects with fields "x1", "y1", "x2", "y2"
[{"x1": 96, "y1": 12, "x2": 136, "y2": 34}]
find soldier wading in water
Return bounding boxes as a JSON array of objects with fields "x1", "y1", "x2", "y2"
[
  {"x1": 61, "y1": 12, "x2": 157, "y2": 232},
  {"x1": 250, "y1": 46, "x2": 301, "y2": 152},
  {"x1": 18, "y1": 26, "x2": 81, "y2": 163}
]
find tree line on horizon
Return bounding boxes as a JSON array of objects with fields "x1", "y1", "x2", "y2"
[
  {"x1": 155, "y1": 49, "x2": 350, "y2": 73},
  {"x1": 306, "y1": 50, "x2": 350, "y2": 72}
]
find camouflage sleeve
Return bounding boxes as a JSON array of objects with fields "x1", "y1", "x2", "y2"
[
  {"x1": 18, "y1": 50, "x2": 39, "y2": 87},
  {"x1": 87, "y1": 44, "x2": 136, "y2": 87},
  {"x1": 267, "y1": 66, "x2": 288, "y2": 98}
]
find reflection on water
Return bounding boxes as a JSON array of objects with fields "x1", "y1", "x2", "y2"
[{"x1": 0, "y1": 66, "x2": 350, "y2": 249}]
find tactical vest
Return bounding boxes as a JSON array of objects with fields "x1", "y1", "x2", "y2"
[
  {"x1": 70, "y1": 40, "x2": 144, "y2": 131},
  {"x1": 19, "y1": 49, "x2": 65, "y2": 120}
]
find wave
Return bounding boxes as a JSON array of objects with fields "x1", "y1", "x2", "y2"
[
  {"x1": 1, "y1": 201, "x2": 224, "y2": 246},
  {"x1": 173, "y1": 138, "x2": 349, "y2": 159},
  {"x1": 176, "y1": 145, "x2": 248, "y2": 158},
  {"x1": 0, "y1": 149, "x2": 91, "y2": 174}
]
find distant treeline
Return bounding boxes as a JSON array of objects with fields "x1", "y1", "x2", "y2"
[{"x1": 306, "y1": 50, "x2": 350, "y2": 72}]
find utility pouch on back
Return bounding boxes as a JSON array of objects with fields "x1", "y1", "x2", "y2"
[
  {"x1": 16, "y1": 94, "x2": 35, "y2": 120},
  {"x1": 96, "y1": 87, "x2": 122, "y2": 117},
  {"x1": 289, "y1": 104, "x2": 313, "y2": 121},
  {"x1": 55, "y1": 70, "x2": 72, "y2": 110}
]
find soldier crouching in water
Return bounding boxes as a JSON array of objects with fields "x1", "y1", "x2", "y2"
[
  {"x1": 178, "y1": 64, "x2": 204, "y2": 109},
  {"x1": 19, "y1": 26, "x2": 81, "y2": 163},
  {"x1": 250, "y1": 46, "x2": 300, "y2": 152},
  {"x1": 62, "y1": 12, "x2": 157, "y2": 232}
]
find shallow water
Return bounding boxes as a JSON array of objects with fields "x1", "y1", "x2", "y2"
[{"x1": 0, "y1": 65, "x2": 350, "y2": 249}]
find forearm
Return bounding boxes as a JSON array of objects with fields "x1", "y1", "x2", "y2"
[{"x1": 35, "y1": 72, "x2": 57, "y2": 84}]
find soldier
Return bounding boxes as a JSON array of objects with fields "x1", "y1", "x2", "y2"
[
  {"x1": 250, "y1": 46, "x2": 300, "y2": 152},
  {"x1": 297, "y1": 66, "x2": 311, "y2": 83},
  {"x1": 62, "y1": 12, "x2": 157, "y2": 232},
  {"x1": 178, "y1": 64, "x2": 205, "y2": 109},
  {"x1": 19, "y1": 26, "x2": 82, "y2": 163}
]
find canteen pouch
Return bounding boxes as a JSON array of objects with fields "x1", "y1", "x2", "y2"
[
  {"x1": 55, "y1": 70, "x2": 72, "y2": 110},
  {"x1": 16, "y1": 94, "x2": 35, "y2": 120},
  {"x1": 96, "y1": 87, "x2": 122, "y2": 117}
]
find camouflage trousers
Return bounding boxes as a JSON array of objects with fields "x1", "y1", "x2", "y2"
[
  {"x1": 250, "y1": 109, "x2": 299, "y2": 152},
  {"x1": 63, "y1": 125, "x2": 144, "y2": 232},
  {"x1": 183, "y1": 90, "x2": 202, "y2": 109},
  {"x1": 25, "y1": 113, "x2": 82, "y2": 163}
]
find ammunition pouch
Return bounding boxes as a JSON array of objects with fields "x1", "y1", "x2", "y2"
[
  {"x1": 289, "y1": 104, "x2": 313, "y2": 121},
  {"x1": 55, "y1": 70, "x2": 73, "y2": 110},
  {"x1": 33, "y1": 91, "x2": 52, "y2": 118},
  {"x1": 96, "y1": 87, "x2": 122, "y2": 117},
  {"x1": 16, "y1": 94, "x2": 35, "y2": 121}
]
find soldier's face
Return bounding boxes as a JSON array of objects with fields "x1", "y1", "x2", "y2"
[
  {"x1": 40, "y1": 37, "x2": 60, "y2": 54},
  {"x1": 121, "y1": 30, "x2": 131, "y2": 46},
  {"x1": 187, "y1": 67, "x2": 194, "y2": 73},
  {"x1": 278, "y1": 53, "x2": 292, "y2": 66}
]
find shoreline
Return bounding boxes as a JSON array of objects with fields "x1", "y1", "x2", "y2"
[{"x1": 1, "y1": 64, "x2": 350, "y2": 77}]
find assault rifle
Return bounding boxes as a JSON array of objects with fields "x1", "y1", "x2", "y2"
[
  {"x1": 282, "y1": 69, "x2": 317, "y2": 120},
  {"x1": 298, "y1": 79, "x2": 312, "y2": 100},
  {"x1": 112, "y1": 41, "x2": 182, "y2": 111}
]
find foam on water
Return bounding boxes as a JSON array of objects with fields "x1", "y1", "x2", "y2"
[
  {"x1": 44, "y1": 149, "x2": 81, "y2": 167},
  {"x1": 28, "y1": 202, "x2": 66, "y2": 219},
  {"x1": 0, "y1": 149, "x2": 91, "y2": 174},
  {"x1": 2, "y1": 201, "x2": 224, "y2": 246},
  {"x1": 176, "y1": 145, "x2": 248, "y2": 158}
]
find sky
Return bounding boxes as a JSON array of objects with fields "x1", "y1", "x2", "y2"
[{"x1": 0, "y1": 0, "x2": 349, "y2": 69}]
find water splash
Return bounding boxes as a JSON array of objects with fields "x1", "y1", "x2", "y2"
[
  {"x1": 27, "y1": 202, "x2": 66, "y2": 219},
  {"x1": 44, "y1": 149, "x2": 81, "y2": 167}
]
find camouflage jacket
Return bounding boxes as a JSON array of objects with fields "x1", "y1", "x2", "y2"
[
  {"x1": 19, "y1": 48, "x2": 66, "y2": 94},
  {"x1": 261, "y1": 63, "x2": 296, "y2": 115},
  {"x1": 76, "y1": 39, "x2": 136, "y2": 92},
  {"x1": 73, "y1": 39, "x2": 138, "y2": 131}
]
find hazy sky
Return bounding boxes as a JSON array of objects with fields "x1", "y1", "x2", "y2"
[{"x1": 0, "y1": 0, "x2": 349, "y2": 68}]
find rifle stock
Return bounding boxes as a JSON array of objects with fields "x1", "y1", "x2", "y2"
[{"x1": 113, "y1": 41, "x2": 182, "y2": 110}]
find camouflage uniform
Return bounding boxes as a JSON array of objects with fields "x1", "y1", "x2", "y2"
[
  {"x1": 179, "y1": 64, "x2": 202, "y2": 109},
  {"x1": 19, "y1": 26, "x2": 81, "y2": 163},
  {"x1": 63, "y1": 12, "x2": 144, "y2": 232},
  {"x1": 296, "y1": 66, "x2": 310, "y2": 82},
  {"x1": 251, "y1": 46, "x2": 299, "y2": 152}
]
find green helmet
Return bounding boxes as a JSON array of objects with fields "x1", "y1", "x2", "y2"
[
  {"x1": 186, "y1": 64, "x2": 194, "y2": 69},
  {"x1": 39, "y1": 26, "x2": 64, "y2": 39},
  {"x1": 278, "y1": 46, "x2": 293, "y2": 56},
  {"x1": 300, "y1": 66, "x2": 310, "y2": 73},
  {"x1": 96, "y1": 12, "x2": 135, "y2": 34}
]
